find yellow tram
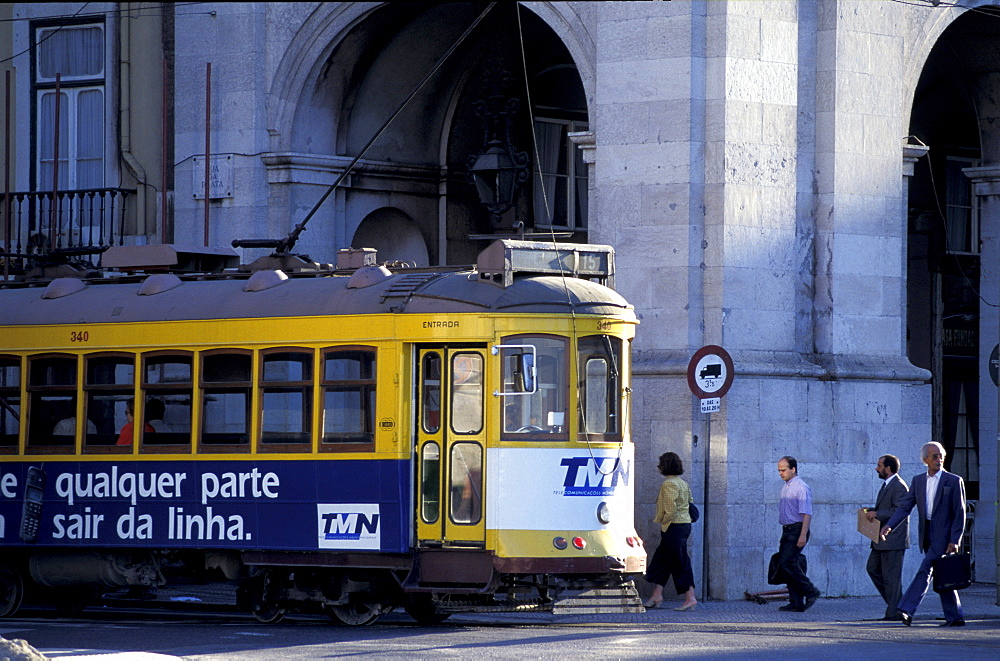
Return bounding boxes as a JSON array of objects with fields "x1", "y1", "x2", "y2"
[{"x1": 0, "y1": 239, "x2": 644, "y2": 623}]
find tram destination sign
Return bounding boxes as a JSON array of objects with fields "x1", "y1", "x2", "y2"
[{"x1": 687, "y1": 345, "x2": 734, "y2": 409}]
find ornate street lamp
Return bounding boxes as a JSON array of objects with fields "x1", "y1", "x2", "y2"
[{"x1": 467, "y1": 55, "x2": 529, "y2": 227}]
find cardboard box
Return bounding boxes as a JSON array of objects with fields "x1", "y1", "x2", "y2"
[{"x1": 857, "y1": 508, "x2": 881, "y2": 543}]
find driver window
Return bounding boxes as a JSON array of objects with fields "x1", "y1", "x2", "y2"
[{"x1": 500, "y1": 335, "x2": 567, "y2": 439}]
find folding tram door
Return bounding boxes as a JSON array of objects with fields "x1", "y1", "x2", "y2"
[{"x1": 414, "y1": 346, "x2": 487, "y2": 547}]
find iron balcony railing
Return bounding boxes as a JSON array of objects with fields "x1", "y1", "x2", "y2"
[{"x1": 1, "y1": 188, "x2": 134, "y2": 272}]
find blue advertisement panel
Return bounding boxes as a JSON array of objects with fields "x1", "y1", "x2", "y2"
[{"x1": 0, "y1": 459, "x2": 410, "y2": 553}]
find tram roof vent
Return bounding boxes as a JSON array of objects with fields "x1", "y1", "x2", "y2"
[
  {"x1": 476, "y1": 239, "x2": 615, "y2": 289},
  {"x1": 337, "y1": 247, "x2": 378, "y2": 270},
  {"x1": 102, "y1": 244, "x2": 239, "y2": 273},
  {"x1": 244, "y1": 269, "x2": 288, "y2": 292},
  {"x1": 41, "y1": 277, "x2": 87, "y2": 299},
  {"x1": 138, "y1": 273, "x2": 183, "y2": 296},
  {"x1": 348, "y1": 265, "x2": 393, "y2": 289}
]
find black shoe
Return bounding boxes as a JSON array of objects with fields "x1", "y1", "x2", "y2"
[
  {"x1": 778, "y1": 604, "x2": 804, "y2": 612},
  {"x1": 900, "y1": 611, "x2": 912, "y2": 626},
  {"x1": 803, "y1": 591, "x2": 820, "y2": 611},
  {"x1": 941, "y1": 619, "x2": 965, "y2": 627}
]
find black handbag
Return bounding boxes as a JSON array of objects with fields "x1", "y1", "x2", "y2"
[
  {"x1": 688, "y1": 501, "x2": 700, "y2": 523},
  {"x1": 932, "y1": 552, "x2": 972, "y2": 593}
]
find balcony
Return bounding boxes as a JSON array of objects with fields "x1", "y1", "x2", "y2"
[{"x1": 0, "y1": 188, "x2": 135, "y2": 277}]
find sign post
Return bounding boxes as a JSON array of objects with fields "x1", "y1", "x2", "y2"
[{"x1": 686, "y1": 344, "x2": 734, "y2": 602}]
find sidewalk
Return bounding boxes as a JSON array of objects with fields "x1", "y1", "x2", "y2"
[{"x1": 451, "y1": 582, "x2": 1000, "y2": 626}]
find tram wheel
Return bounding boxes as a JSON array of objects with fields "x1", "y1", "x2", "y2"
[
  {"x1": 327, "y1": 599, "x2": 386, "y2": 626},
  {"x1": 404, "y1": 596, "x2": 451, "y2": 625},
  {"x1": 251, "y1": 603, "x2": 287, "y2": 624},
  {"x1": 246, "y1": 568, "x2": 287, "y2": 624},
  {"x1": 0, "y1": 566, "x2": 24, "y2": 618}
]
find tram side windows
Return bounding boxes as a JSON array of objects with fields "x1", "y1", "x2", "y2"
[
  {"x1": 142, "y1": 353, "x2": 193, "y2": 450},
  {"x1": 200, "y1": 351, "x2": 252, "y2": 450},
  {"x1": 499, "y1": 335, "x2": 568, "y2": 440},
  {"x1": 260, "y1": 349, "x2": 312, "y2": 450},
  {"x1": 83, "y1": 353, "x2": 136, "y2": 452},
  {"x1": 578, "y1": 335, "x2": 623, "y2": 441},
  {"x1": 321, "y1": 348, "x2": 375, "y2": 451},
  {"x1": 421, "y1": 353, "x2": 441, "y2": 433},
  {"x1": 26, "y1": 354, "x2": 83, "y2": 451},
  {"x1": 451, "y1": 353, "x2": 483, "y2": 434},
  {"x1": 450, "y1": 443, "x2": 482, "y2": 524},
  {"x1": 0, "y1": 357, "x2": 20, "y2": 452}
]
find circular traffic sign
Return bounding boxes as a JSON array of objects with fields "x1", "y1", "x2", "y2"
[{"x1": 687, "y1": 345, "x2": 734, "y2": 399}]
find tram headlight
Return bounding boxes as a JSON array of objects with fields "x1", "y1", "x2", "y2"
[
  {"x1": 553, "y1": 536, "x2": 568, "y2": 550},
  {"x1": 597, "y1": 501, "x2": 611, "y2": 524}
]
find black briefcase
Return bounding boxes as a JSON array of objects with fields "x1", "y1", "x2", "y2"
[
  {"x1": 932, "y1": 552, "x2": 972, "y2": 593},
  {"x1": 767, "y1": 552, "x2": 807, "y2": 585}
]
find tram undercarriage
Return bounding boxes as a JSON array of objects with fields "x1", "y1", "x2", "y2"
[{"x1": 0, "y1": 548, "x2": 643, "y2": 624}]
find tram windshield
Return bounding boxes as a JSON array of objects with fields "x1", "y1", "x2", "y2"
[{"x1": 500, "y1": 335, "x2": 568, "y2": 440}]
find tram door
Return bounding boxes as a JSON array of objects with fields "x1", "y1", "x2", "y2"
[{"x1": 415, "y1": 347, "x2": 487, "y2": 546}]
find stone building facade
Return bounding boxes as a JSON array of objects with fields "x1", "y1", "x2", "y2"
[{"x1": 2, "y1": 1, "x2": 996, "y2": 600}]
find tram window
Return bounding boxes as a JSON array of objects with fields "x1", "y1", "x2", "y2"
[
  {"x1": 201, "y1": 352, "x2": 251, "y2": 447},
  {"x1": 500, "y1": 336, "x2": 568, "y2": 440},
  {"x1": 27, "y1": 355, "x2": 81, "y2": 448},
  {"x1": 261, "y1": 350, "x2": 312, "y2": 446},
  {"x1": 450, "y1": 353, "x2": 483, "y2": 434},
  {"x1": 578, "y1": 335, "x2": 622, "y2": 440},
  {"x1": 0, "y1": 357, "x2": 20, "y2": 451},
  {"x1": 420, "y1": 442, "x2": 440, "y2": 523},
  {"x1": 421, "y1": 353, "x2": 441, "y2": 433},
  {"x1": 321, "y1": 348, "x2": 375, "y2": 447},
  {"x1": 142, "y1": 354, "x2": 193, "y2": 448},
  {"x1": 449, "y1": 442, "x2": 482, "y2": 524},
  {"x1": 83, "y1": 354, "x2": 135, "y2": 449}
]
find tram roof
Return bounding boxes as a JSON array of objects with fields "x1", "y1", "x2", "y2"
[{"x1": 0, "y1": 269, "x2": 634, "y2": 326}]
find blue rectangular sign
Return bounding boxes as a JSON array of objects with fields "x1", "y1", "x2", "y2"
[{"x1": 0, "y1": 459, "x2": 410, "y2": 553}]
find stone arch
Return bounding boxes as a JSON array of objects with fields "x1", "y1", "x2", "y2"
[
  {"x1": 904, "y1": 5, "x2": 1000, "y2": 559},
  {"x1": 265, "y1": 2, "x2": 593, "y2": 265},
  {"x1": 351, "y1": 208, "x2": 429, "y2": 267}
]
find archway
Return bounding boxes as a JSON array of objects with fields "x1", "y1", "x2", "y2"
[
  {"x1": 271, "y1": 3, "x2": 590, "y2": 265},
  {"x1": 906, "y1": 9, "x2": 1000, "y2": 511},
  {"x1": 351, "y1": 208, "x2": 429, "y2": 267}
]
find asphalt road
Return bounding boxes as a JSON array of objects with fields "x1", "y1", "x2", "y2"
[{"x1": 1, "y1": 607, "x2": 999, "y2": 660}]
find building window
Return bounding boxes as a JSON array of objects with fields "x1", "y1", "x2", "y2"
[
  {"x1": 944, "y1": 156, "x2": 978, "y2": 255},
  {"x1": 34, "y1": 23, "x2": 106, "y2": 191},
  {"x1": 533, "y1": 118, "x2": 588, "y2": 230}
]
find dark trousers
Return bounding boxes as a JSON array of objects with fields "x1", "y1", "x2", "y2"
[
  {"x1": 866, "y1": 548, "x2": 904, "y2": 618},
  {"x1": 645, "y1": 523, "x2": 695, "y2": 594},
  {"x1": 778, "y1": 522, "x2": 818, "y2": 608}
]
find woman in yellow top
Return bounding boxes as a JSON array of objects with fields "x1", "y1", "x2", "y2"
[{"x1": 644, "y1": 451, "x2": 698, "y2": 610}]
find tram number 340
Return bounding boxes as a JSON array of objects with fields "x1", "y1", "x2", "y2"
[{"x1": 70, "y1": 330, "x2": 91, "y2": 342}]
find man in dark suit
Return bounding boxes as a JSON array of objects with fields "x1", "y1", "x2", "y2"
[
  {"x1": 880, "y1": 442, "x2": 966, "y2": 627},
  {"x1": 865, "y1": 454, "x2": 908, "y2": 620}
]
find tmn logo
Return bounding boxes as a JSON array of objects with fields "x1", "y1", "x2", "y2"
[
  {"x1": 559, "y1": 457, "x2": 630, "y2": 496},
  {"x1": 316, "y1": 504, "x2": 380, "y2": 549}
]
